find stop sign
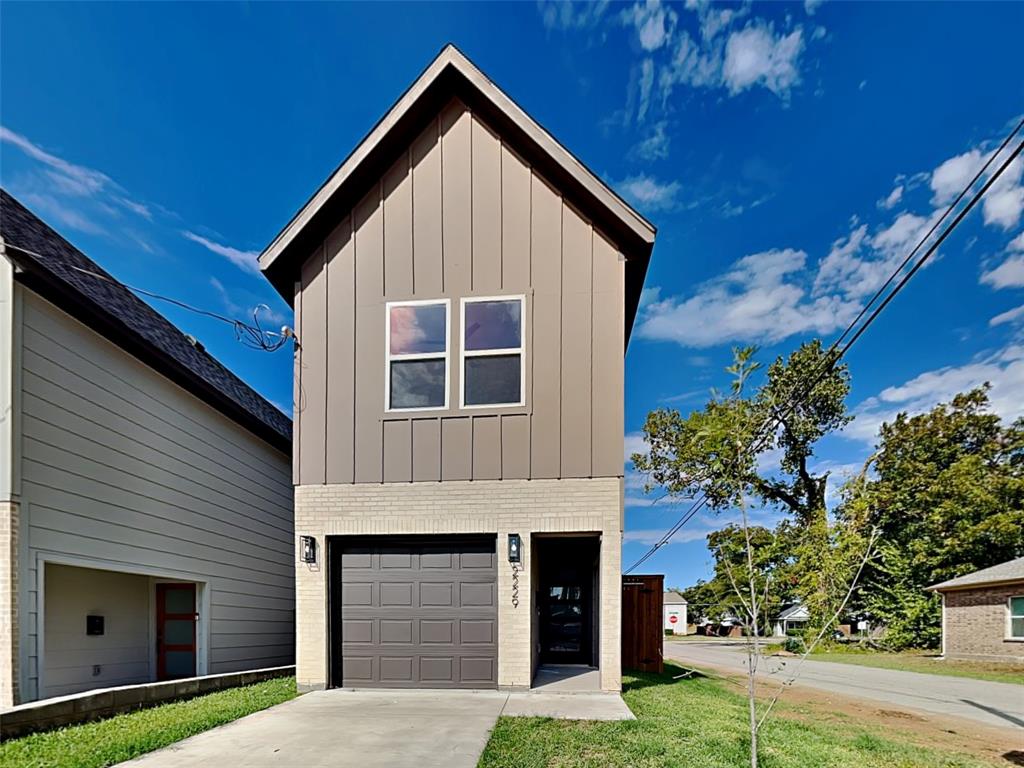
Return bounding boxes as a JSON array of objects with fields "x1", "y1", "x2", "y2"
[{"x1": 669, "y1": 615, "x2": 678, "y2": 624}]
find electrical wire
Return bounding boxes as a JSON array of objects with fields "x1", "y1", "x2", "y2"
[
  {"x1": 624, "y1": 120, "x2": 1024, "y2": 575},
  {"x1": 3, "y1": 242, "x2": 295, "y2": 353}
]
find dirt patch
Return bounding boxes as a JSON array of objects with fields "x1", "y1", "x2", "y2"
[{"x1": 762, "y1": 680, "x2": 1022, "y2": 765}]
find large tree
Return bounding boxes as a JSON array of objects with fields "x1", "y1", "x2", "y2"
[
  {"x1": 633, "y1": 340, "x2": 854, "y2": 628},
  {"x1": 839, "y1": 386, "x2": 1024, "y2": 648}
]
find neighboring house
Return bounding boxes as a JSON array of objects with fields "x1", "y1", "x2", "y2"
[
  {"x1": 0, "y1": 190, "x2": 295, "y2": 707},
  {"x1": 772, "y1": 603, "x2": 810, "y2": 637},
  {"x1": 258, "y1": 45, "x2": 655, "y2": 692},
  {"x1": 663, "y1": 591, "x2": 688, "y2": 635},
  {"x1": 928, "y1": 556, "x2": 1024, "y2": 663}
]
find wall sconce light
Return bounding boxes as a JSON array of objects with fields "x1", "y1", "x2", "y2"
[
  {"x1": 507, "y1": 533, "x2": 522, "y2": 564},
  {"x1": 300, "y1": 535, "x2": 317, "y2": 564}
]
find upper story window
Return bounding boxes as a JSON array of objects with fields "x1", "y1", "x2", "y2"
[
  {"x1": 1011, "y1": 596, "x2": 1024, "y2": 639},
  {"x1": 461, "y1": 296, "x2": 525, "y2": 408},
  {"x1": 386, "y1": 300, "x2": 449, "y2": 411}
]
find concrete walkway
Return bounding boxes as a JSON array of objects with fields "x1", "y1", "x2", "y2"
[
  {"x1": 665, "y1": 640, "x2": 1024, "y2": 732},
  {"x1": 118, "y1": 687, "x2": 632, "y2": 768}
]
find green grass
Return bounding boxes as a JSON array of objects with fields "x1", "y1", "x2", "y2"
[
  {"x1": 0, "y1": 676, "x2": 297, "y2": 768},
  {"x1": 478, "y1": 664, "x2": 997, "y2": 768},
  {"x1": 806, "y1": 649, "x2": 1024, "y2": 685}
]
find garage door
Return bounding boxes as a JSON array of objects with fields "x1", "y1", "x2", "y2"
[{"x1": 336, "y1": 536, "x2": 497, "y2": 688}]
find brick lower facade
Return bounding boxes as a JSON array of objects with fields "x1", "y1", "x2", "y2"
[
  {"x1": 294, "y1": 478, "x2": 623, "y2": 692},
  {"x1": 0, "y1": 499, "x2": 19, "y2": 707},
  {"x1": 941, "y1": 583, "x2": 1024, "y2": 663}
]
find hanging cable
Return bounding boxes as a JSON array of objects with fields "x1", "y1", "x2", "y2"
[
  {"x1": 3, "y1": 242, "x2": 296, "y2": 353},
  {"x1": 624, "y1": 119, "x2": 1024, "y2": 575}
]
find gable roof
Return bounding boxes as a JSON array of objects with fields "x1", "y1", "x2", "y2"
[
  {"x1": 775, "y1": 603, "x2": 810, "y2": 621},
  {"x1": 258, "y1": 44, "x2": 657, "y2": 343},
  {"x1": 927, "y1": 557, "x2": 1024, "y2": 592},
  {"x1": 664, "y1": 591, "x2": 688, "y2": 605},
  {"x1": 1, "y1": 189, "x2": 292, "y2": 453}
]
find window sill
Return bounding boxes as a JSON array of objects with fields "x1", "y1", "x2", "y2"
[{"x1": 382, "y1": 404, "x2": 529, "y2": 420}]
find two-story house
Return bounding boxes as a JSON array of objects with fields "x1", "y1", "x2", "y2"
[
  {"x1": 259, "y1": 46, "x2": 655, "y2": 692},
  {"x1": 1, "y1": 191, "x2": 295, "y2": 706}
]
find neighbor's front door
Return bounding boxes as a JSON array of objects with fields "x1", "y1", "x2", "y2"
[{"x1": 156, "y1": 583, "x2": 197, "y2": 680}]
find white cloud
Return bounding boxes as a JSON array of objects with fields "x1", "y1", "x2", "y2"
[
  {"x1": 1, "y1": 124, "x2": 152, "y2": 221},
  {"x1": 930, "y1": 148, "x2": 985, "y2": 205},
  {"x1": 639, "y1": 285, "x2": 662, "y2": 308},
  {"x1": 538, "y1": 0, "x2": 611, "y2": 31},
  {"x1": 625, "y1": 431, "x2": 649, "y2": 462},
  {"x1": 17, "y1": 192, "x2": 107, "y2": 236},
  {"x1": 990, "y1": 304, "x2": 1024, "y2": 327},
  {"x1": 631, "y1": 120, "x2": 670, "y2": 161},
  {"x1": 877, "y1": 184, "x2": 903, "y2": 210},
  {"x1": 637, "y1": 58, "x2": 655, "y2": 122},
  {"x1": 638, "y1": 248, "x2": 858, "y2": 348},
  {"x1": 722, "y1": 23, "x2": 804, "y2": 98},
  {"x1": 612, "y1": 173, "x2": 681, "y2": 212},
  {"x1": 184, "y1": 231, "x2": 261, "y2": 275},
  {"x1": 844, "y1": 345, "x2": 1024, "y2": 445},
  {"x1": 930, "y1": 146, "x2": 1024, "y2": 231},
  {"x1": 982, "y1": 254, "x2": 1024, "y2": 289},
  {"x1": 804, "y1": 0, "x2": 826, "y2": 15},
  {"x1": 620, "y1": 0, "x2": 677, "y2": 52},
  {"x1": 983, "y1": 156, "x2": 1024, "y2": 230}
]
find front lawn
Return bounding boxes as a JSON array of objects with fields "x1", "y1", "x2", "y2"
[
  {"x1": 0, "y1": 676, "x2": 297, "y2": 768},
  {"x1": 479, "y1": 664, "x2": 998, "y2": 768},
  {"x1": 806, "y1": 649, "x2": 1024, "y2": 685}
]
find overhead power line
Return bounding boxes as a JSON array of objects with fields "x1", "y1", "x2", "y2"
[
  {"x1": 624, "y1": 117, "x2": 1024, "y2": 575},
  {"x1": 3, "y1": 242, "x2": 295, "y2": 353}
]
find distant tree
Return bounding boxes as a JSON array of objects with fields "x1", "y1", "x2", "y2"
[
  {"x1": 633, "y1": 340, "x2": 854, "y2": 629},
  {"x1": 839, "y1": 386, "x2": 1024, "y2": 649}
]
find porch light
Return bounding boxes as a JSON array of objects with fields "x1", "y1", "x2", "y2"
[
  {"x1": 300, "y1": 535, "x2": 317, "y2": 564},
  {"x1": 507, "y1": 533, "x2": 522, "y2": 563}
]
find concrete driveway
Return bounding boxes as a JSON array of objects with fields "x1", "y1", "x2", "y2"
[
  {"x1": 664, "y1": 639, "x2": 1024, "y2": 732},
  {"x1": 119, "y1": 688, "x2": 632, "y2": 768}
]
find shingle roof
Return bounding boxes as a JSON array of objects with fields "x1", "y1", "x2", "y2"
[
  {"x1": 1, "y1": 189, "x2": 291, "y2": 452},
  {"x1": 664, "y1": 591, "x2": 687, "y2": 605},
  {"x1": 927, "y1": 557, "x2": 1024, "y2": 591}
]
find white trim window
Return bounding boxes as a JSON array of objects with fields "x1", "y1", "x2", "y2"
[
  {"x1": 385, "y1": 299, "x2": 450, "y2": 411},
  {"x1": 460, "y1": 296, "x2": 525, "y2": 408},
  {"x1": 1010, "y1": 595, "x2": 1024, "y2": 640}
]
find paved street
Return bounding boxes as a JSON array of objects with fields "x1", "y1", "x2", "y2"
[{"x1": 664, "y1": 639, "x2": 1024, "y2": 732}]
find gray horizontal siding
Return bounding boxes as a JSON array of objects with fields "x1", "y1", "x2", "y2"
[{"x1": 18, "y1": 291, "x2": 294, "y2": 701}]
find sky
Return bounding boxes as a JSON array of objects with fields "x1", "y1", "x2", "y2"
[{"x1": 2, "y1": 2, "x2": 1023, "y2": 590}]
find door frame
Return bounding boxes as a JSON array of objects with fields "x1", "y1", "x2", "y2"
[
  {"x1": 534, "y1": 534, "x2": 600, "y2": 668},
  {"x1": 155, "y1": 582, "x2": 198, "y2": 680},
  {"x1": 35, "y1": 552, "x2": 209, "y2": 697}
]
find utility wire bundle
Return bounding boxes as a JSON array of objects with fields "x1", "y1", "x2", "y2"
[{"x1": 624, "y1": 116, "x2": 1024, "y2": 575}]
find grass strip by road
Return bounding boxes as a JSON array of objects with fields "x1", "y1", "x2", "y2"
[
  {"x1": 803, "y1": 649, "x2": 1024, "y2": 685},
  {"x1": 479, "y1": 663, "x2": 997, "y2": 768},
  {"x1": 0, "y1": 676, "x2": 297, "y2": 768}
]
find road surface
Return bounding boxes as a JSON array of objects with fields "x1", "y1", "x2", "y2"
[{"x1": 664, "y1": 639, "x2": 1024, "y2": 733}]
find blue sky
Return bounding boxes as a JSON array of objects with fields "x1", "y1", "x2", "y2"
[{"x1": 2, "y1": 2, "x2": 1022, "y2": 589}]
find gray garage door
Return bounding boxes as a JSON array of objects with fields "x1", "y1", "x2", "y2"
[{"x1": 337, "y1": 536, "x2": 498, "y2": 688}]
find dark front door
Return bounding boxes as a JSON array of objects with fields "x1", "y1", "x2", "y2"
[
  {"x1": 156, "y1": 583, "x2": 197, "y2": 680},
  {"x1": 540, "y1": 583, "x2": 590, "y2": 663},
  {"x1": 331, "y1": 535, "x2": 498, "y2": 689},
  {"x1": 537, "y1": 536, "x2": 598, "y2": 666}
]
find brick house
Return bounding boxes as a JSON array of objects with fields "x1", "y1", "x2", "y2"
[
  {"x1": 928, "y1": 556, "x2": 1024, "y2": 663},
  {"x1": 258, "y1": 45, "x2": 655, "y2": 692}
]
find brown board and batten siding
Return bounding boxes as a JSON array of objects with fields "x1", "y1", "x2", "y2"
[{"x1": 294, "y1": 98, "x2": 625, "y2": 486}]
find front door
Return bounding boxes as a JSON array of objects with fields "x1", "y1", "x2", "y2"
[
  {"x1": 540, "y1": 582, "x2": 591, "y2": 663},
  {"x1": 156, "y1": 583, "x2": 197, "y2": 680}
]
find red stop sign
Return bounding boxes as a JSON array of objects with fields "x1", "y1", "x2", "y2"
[{"x1": 669, "y1": 615, "x2": 678, "y2": 624}]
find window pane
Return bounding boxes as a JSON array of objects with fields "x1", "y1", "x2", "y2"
[
  {"x1": 465, "y1": 300, "x2": 521, "y2": 351},
  {"x1": 163, "y1": 588, "x2": 194, "y2": 614},
  {"x1": 164, "y1": 619, "x2": 194, "y2": 645},
  {"x1": 464, "y1": 355, "x2": 521, "y2": 406},
  {"x1": 1013, "y1": 617, "x2": 1024, "y2": 639},
  {"x1": 164, "y1": 650, "x2": 195, "y2": 678},
  {"x1": 1011, "y1": 597, "x2": 1024, "y2": 616},
  {"x1": 390, "y1": 304, "x2": 446, "y2": 355},
  {"x1": 390, "y1": 359, "x2": 446, "y2": 409}
]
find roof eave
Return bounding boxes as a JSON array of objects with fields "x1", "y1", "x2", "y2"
[
  {"x1": 258, "y1": 44, "x2": 657, "y2": 342},
  {"x1": 927, "y1": 576, "x2": 1024, "y2": 592}
]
